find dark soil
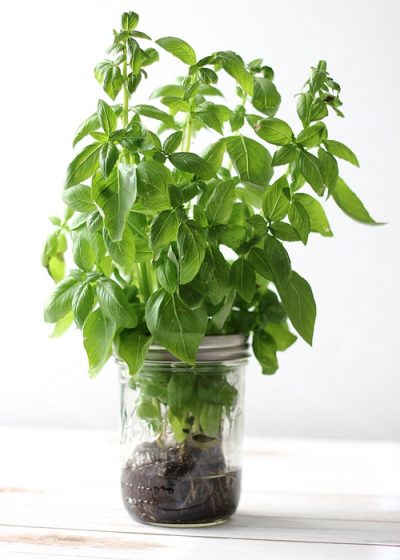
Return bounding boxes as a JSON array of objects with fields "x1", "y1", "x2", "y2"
[{"x1": 121, "y1": 440, "x2": 241, "y2": 525}]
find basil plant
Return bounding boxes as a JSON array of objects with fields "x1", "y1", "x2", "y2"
[{"x1": 43, "y1": 11, "x2": 378, "y2": 378}]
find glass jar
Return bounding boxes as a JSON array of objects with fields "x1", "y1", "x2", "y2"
[{"x1": 120, "y1": 335, "x2": 248, "y2": 527}]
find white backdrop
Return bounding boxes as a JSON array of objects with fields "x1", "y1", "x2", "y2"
[{"x1": 1, "y1": 0, "x2": 399, "y2": 440}]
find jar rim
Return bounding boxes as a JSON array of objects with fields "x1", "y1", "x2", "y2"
[{"x1": 145, "y1": 334, "x2": 249, "y2": 363}]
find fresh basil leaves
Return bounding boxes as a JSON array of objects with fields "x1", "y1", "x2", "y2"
[{"x1": 43, "y1": 11, "x2": 380, "y2": 389}]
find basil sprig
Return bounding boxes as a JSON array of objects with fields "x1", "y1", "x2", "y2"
[{"x1": 43, "y1": 12, "x2": 380, "y2": 434}]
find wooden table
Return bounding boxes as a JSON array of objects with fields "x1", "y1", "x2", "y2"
[{"x1": 1, "y1": 427, "x2": 399, "y2": 559}]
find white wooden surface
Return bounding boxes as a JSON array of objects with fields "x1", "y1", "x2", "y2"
[{"x1": 0, "y1": 428, "x2": 399, "y2": 559}]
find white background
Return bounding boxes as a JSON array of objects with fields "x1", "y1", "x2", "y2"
[{"x1": 0, "y1": 0, "x2": 399, "y2": 440}]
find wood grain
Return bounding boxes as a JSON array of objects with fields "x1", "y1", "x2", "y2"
[{"x1": 1, "y1": 427, "x2": 399, "y2": 558}]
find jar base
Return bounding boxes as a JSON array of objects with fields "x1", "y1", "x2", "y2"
[{"x1": 140, "y1": 515, "x2": 232, "y2": 528}]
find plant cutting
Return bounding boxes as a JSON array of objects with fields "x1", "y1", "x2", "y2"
[{"x1": 42, "y1": 10, "x2": 379, "y2": 526}]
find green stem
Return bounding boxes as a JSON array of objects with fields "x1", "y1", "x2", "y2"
[
  {"x1": 183, "y1": 112, "x2": 193, "y2": 152},
  {"x1": 122, "y1": 45, "x2": 129, "y2": 128},
  {"x1": 122, "y1": 46, "x2": 154, "y2": 302}
]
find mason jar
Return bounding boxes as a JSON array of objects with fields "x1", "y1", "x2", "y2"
[{"x1": 120, "y1": 335, "x2": 249, "y2": 527}]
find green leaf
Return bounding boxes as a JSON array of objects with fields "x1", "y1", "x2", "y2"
[
  {"x1": 163, "y1": 131, "x2": 183, "y2": 154},
  {"x1": 251, "y1": 78, "x2": 281, "y2": 116},
  {"x1": 83, "y1": 308, "x2": 116, "y2": 376},
  {"x1": 231, "y1": 258, "x2": 256, "y2": 303},
  {"x1": 296, "y1": 93, "x2": 312, "y2": 127},
  {"x1": 199, "y1": 84, "x2": 224, "y2": 97},
  {"x1": 141, "y1": 47, "x2": 159, "y2": 67},
  {"x1": 196, "y1": 374, "x2": 237, "y2": 406},
  {"x1": 47, "y1": 255, "x2": 65, "y2": 283},
  {"x1": 72, "y1": 231, "x2": 95, "y2": 271},
  {"x1": 209, "y1": 289, "x2": 236, "y2": 332},
  {"x1": 87, "y1": 229, "x2": 106, "y2": 265},
  {"x1": 265, "y1": 322, "x2": 297, "y2": 351},
  {"x1": 193, "y1": 204, "x2": 208, "y2": 227},
  {"x1": 288, "y1": 200, "x2": 310, "y2": 245},
  {"x1": 230, "y1": 106, "x2": 245, "y2": 132},
  {"x1": 91, "y1": 132, "x2": 109, "y2": 142},
  {"x1": 49, "y1": 311, "x2": 74, "y2": 338},
  {"x1": 248, "y1": 247, "x2": 273, "y2": 280},
  {"x1": 136, "y1": 160, "x2": 171, "y2": 213},
  {"x1": 178, "y1": 284, "x2": 204, "y2": 310},
  {"x1": 318, "y1": 148, "x2": 339, "y2": 193},
  {"x1": 99, "y1": 142, "x2": 119, "y2": 177},
  {"x1": 264, "y1": 236, "x2": 292, "y2": 287},
  {"x1": 127, "y1": 40, "x2": 142, "y2": 74},
  {"x1": 133, "y1": 104, "x2": 175, "y2": 127},
  {"x1": 73, "y1": 112, "x2": 100, "y2": 148},
  {"x1": 116, "y1": 329, "x2": 152, "y2": 375},
  {"x1": 167, "y1": 372, "x2": 196, "y2": 412},
  {"x1": 325, "y1": 139, "x2": 359, "y2": 166},
  {"x1": 254, "y1": 118, "x2": 293, "y2": 146},
  {"x1": 145, "y1": 289, "x2": 208, "y2": 364},
  {"x1": 97, "y1": 99, "x2": 117, "y2": 136},
  {"x1": 150, "y1": 209, "x2": 179, "y2": 250},
  {"x1": 156, "y1": 36, "x2": 197, "y2": 65},
  {"x1": 44, "y1": 275, "x2": 80, "y2": 323},
  {"x1": 227, "y1": 135, "x2": 272, "y2": 187},
  {"x1": 219, "y1": 224, "x2": 247, "y2": 249},
  {"x1": 199, "y1": 67, "x2": 218, "y2": 84},
  {"x1": 263, "y1": 176, "x2": 290, "y2": 221},
  {"x1": 310, "y1": 97, "x2": 328, "y2": 122},
  {"x1": 201, "y1": 246, "x2": 231, "y2": 305},
  {"x1": 72, "y1": 282, "x2": 94, "y2": 329},
  {"x1": 200, "y1": 403, "x2": 223, "y2": 437},
  {"x1": 121, "y1": 11, "x2": 139, "y2": 31},
  {"x1": 205, "y1": 180, "x2": 236, "y2": 225},
  {"x1": 65, "y1": 143, "x2": 101, "y2": 188},
  {"x1": 137, "y1": 400, "x2": 161, "y2": 429},
  {"x1": 97, "y1": 278, "x2": 138, "y2": 328},
  {"x1": 103, "y1": 65, "x2": 123, "y2": 101},
  {"x1": 296, "y1": 122, "x2": 327, "y2": 148},
  {"x1": 161, "y1": 96, "x2": 191, "y2": 114},
  {"x1": 215, "y1": 51, "x2": 252, "y2": 94},
  {"x1": 157, "y1": 248, "x2": 179, "y2": 293},
  {"x1": 195, "y1": 103, "x2": 224, "y2": 134},
  {"x1": 269, "y1": 222, "x2": 300, "y2": 242},
  {"x1": 202, "y1": 139, "x2": 226, "y2": 173},
  {"x1": 332, "y1": 178, "x2": 379, "y2": 225},
  {"x1": 277, "y1": 271, "x2": 316, "y2": 345},
  {"x1": 294, "y1": 193, "x2": 333, "y2": 237},
  {"x1": 104, "y1": 226, "x2": 136, "y2": 268},
  {"x1": 309, "y1": 61, "x2": 327, "y2": 93},
  {"x1": 94, "y1": 164, "x2": 137, "y2": 242},
  {"x1": 258, "y1": 290, "x2": 287, "y2": 323},
  {"x1": 177, "y1": 221, "x2": 206, "y2": 284},
  {"x1": 94, "y1": 60, "x2": 112, "y2": 83},
  {"x1": 253, "y1": 330, "x2": 278, "y2": 374},
  {"x1": 272, "y1": 145, "x2": 298, "y2": 167},
  {"x1": 150, "y1": 84, "x2": 184, "y2": 99},
  {"x1": 131, "y1": 31, "x2": 152, "y2": 41},
  {"x1": 169, "y1": 152, "x2": 215, "y2": 180},
  {"x1": 62, "y1": 184, "x2": 96, "y2": 213},
  {"x1": 127, "y1": 212, "x2": 151, "y2": 263},
  {"x1": 247, "y1": 213, "x2": 270, "y2": 234},
  {"x1": 299, "y1": 150, "x2": 325, "y2": 195}
]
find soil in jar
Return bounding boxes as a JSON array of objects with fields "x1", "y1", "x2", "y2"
[{"x1": 121, "y1": 438, "x2": 241, "y2": 525}]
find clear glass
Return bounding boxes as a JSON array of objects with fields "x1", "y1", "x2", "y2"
[{"x1": 120, "y1": 357, "x2": 246, "y2": 527}]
